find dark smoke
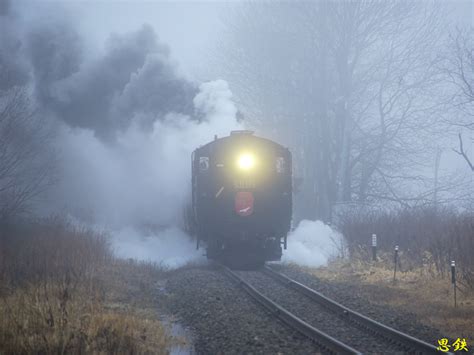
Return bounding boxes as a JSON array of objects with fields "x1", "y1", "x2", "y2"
[
  {"x1": 1, "y1": 2, "x2": 197, "y2": 140},
  {"x1": 26, "y1": 21, "x2": 82, "y2": 105},
  {"x1": 0, "y1": 0, "x2": 10, "y2": 16},
  {"x1": 111, "y1": 48, "x2": 197, "y2": 131},
  {"x1": 0, "y1": 0, "x2": 29, "y2": 90},
  {"x1": 25, "y1": 23, "x2": 197, "y2": 140}
]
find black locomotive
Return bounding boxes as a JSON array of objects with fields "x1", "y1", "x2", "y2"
[{"x1": 191, "y1": 130, "x2": 292, "y2": 266}]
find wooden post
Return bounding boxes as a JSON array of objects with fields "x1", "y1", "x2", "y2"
[
  {"x1": 451, "y1": 260, "x2": 457, "y2": 308},
  {"x1": 393, "y1": 245, "x2": 399, "y2": 283}
]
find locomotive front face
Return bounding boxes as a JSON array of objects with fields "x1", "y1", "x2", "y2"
[{"x1": 192, "y1": 131, "x2": 292, "y2": 264}]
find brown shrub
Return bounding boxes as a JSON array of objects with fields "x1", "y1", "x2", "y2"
[
  {"x1": 338, "y1": 207, "x2": 474, "y2": 289},
  {"x1": 0, "y1": 217, "x2": 111, "y2": 290},
  {"x1": 0, "y1": 281, "x2": 169, "y2": 354},
  {"x1": 0, "y1": 218, "x2": 171, "y2": 353}
]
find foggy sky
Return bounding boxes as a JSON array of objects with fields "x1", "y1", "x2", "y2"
[{"x1": 13, "y1": 0, "x2": 230, "y2": 81}]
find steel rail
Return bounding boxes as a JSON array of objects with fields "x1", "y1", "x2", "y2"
[
  {"x1": 264, "y1": 266, "x2": 445, "y2": 354},
  {"x1": 219, "y1": 264, "x2": 361, "y2": 355}
]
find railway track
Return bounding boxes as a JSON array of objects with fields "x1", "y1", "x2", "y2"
[{"x1": 220, "y1": 264, "x2": 443, "y2": 354}]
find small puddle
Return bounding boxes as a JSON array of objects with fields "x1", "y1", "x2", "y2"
[
  {"x1": 156, "y1": 280, "x2": 195, "y2": 354},
  {"x1": 161, "y1": 316, "x2": 195, "y2": 354}
]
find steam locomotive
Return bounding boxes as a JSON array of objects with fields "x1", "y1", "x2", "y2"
[{"x1": 191, "y1": 130, "x2": 292, "y2": 266}]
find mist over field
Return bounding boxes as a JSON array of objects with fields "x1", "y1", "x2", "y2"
[{"x1": 0, "y1": 0, "x2": 472, "y2": 268}]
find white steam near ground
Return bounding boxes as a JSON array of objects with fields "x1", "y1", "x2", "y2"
[
  {"x1": 282, "y1": 220, "x2": 344, "y2": 268},
  {"x1": 111, "y1": 219, "x2": 343, "y2": 269},
  {"x1": 113, "y1": 227, "x2": 204, "y2": 269},
  {"x1": 1, "y1": 0, "x2": 343, "y2": 269}
]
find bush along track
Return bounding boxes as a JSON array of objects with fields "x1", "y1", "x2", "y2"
[{"x1": 0, "y1": 219, "x2": 173, "y2": 354}]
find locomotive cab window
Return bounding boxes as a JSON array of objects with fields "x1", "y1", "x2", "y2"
[{"x1": 276, "y1": 157, "x2": 285, "y2": 173}]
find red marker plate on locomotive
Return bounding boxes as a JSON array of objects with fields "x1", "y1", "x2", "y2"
[{"x1": 235, "y1": 191, "x2": 254, "y2": 216}]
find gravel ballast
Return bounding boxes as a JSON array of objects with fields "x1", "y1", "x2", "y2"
[
  {"x1": 164, "y1": 265, "x2": 322, "y2": 354},
  {"x1": 236, "y1": 270, "x2": 408, "y2": 354},
  {"x1": 159, "y1": 263, "x2": 446, "y2": 354}
]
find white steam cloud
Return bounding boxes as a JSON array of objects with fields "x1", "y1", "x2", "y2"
[
  {"x1": 47, "y1": 80, "x2": 241, "y2": 267},
  {"x1": 281, "y1": 220, "x2": 344, "y2": 268},
  {"x1": 113, "y1": 227, "x2": 205, "y2": 269}
]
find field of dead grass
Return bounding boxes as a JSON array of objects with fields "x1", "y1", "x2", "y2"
[{"x1": 0, "y1": 218, "x2": 174, "y2": 354}]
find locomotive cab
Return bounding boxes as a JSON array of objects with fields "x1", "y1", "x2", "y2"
[{"x1": 191, "y1": 131, "x2": 292, "y2": 266}]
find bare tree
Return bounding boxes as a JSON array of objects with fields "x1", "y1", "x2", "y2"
[
  {"x1": 215, "y1": 1, "x2": 445, "y2": 221},
  {"x1": 0, "y1": 86, "x2": 56, "y2": 220},
  {"x1": 444, "y1": 28, "x2": 474, "y2": 172}
]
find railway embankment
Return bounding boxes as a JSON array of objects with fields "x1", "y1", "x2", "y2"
[
  {"x1": 160, "y1": 262, "x2": 465, "y2": 354},
  {"x1": 276, "y1": 261, "x2": 474, "y2": 352}
]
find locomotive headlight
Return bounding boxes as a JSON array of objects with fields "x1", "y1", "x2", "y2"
[{"x1": 237, "y1": 153, "x2": 255, "y2": 171}]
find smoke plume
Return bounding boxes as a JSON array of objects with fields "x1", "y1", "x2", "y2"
[
  {"x1": 0, "y1": 2, "x2": 240, "y2": 266},
  {"x1": 26, "y1": 22, "x2": 197, "y2": 140},
  {"x1": 0, "y1": 0, "x2": 29, "y2": 90}
]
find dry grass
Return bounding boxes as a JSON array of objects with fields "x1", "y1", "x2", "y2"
[
  {"x1": 309, "y1": 257, "x2": 474, "y2": 342},
  {"x1": 0, "y1": 218, "x2": 173, "y2": 354},
  {"x1": 0, "y1": 282, "x2": 170, "y2": 354},
  {"x1": 339, "y1": 208, "x2": 474, "y2": 288},
  {"x1": 331, "y1": 207, "x2": 474, "y2": 347}
]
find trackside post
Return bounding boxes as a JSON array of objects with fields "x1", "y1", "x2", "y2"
[
  {"x1": 371, "y1": 234, "x2": 377, "y2": 261},
  {"x1": 393, "y1": 245, "x2": 399, "y2": 283},
  {"x1": 451, "y1": 260, "x2": 457, "y2": 308}
]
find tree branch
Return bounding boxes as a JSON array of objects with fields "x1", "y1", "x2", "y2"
[{"x1": 453, "y1": 133, "x2": 474, "y2": 172}]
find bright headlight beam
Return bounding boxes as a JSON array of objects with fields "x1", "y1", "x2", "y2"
[{"x1": 237, "y1": 153, "x2": 255, "y2": 170}]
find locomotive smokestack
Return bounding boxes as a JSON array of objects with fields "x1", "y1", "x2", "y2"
[{"x1": 230, "y1": 130, "x2": 254, "y2": 135}]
